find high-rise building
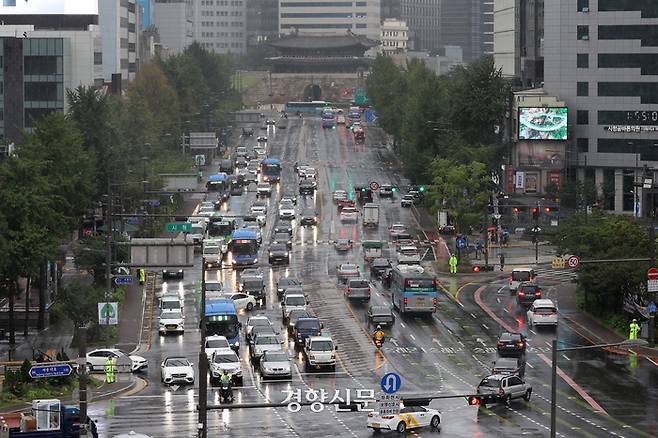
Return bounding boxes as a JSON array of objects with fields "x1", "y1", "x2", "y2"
[
  {"x1": 278, "y1": 0, "x2": 381, "y2": 41},
  {"x1": 380, "y1": 18, "x2": 408, "y2": 54},
  {"x1": 493, "y1": 0, "x2": 543, "y2": 88},
  {"x1": 401, "y1": 0, "x2": 491, "y2": 61},
  {"x1": 0, "y1": 9, "x2": 101, "y2": 144},
  {"x1": 138, "y1": 0, "x2": 155, "y2": 26},
  {"x1": 543, "y1": 0, "x2": 658, "y2": 215},
  {"x1": 193, "y1": 0, "x2": 247, "y2": 54},
  {"x1": 381, "y1": 0, "x2": 401, "y2": 20},
  {"x1": 246, "y1": 0, "x2": 278, "y2": 45},
  {"x1": 153, "y1": 0, "x2": 194, "y2": 55},
  {"x1": 99, "y1": 0, "x2": 141, "y2": 82}
]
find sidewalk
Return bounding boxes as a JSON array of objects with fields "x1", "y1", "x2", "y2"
[{"x1": 559, "y1": 283, "x2": 658, "y2": 360}]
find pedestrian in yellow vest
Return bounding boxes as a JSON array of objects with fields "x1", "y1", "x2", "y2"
[
  {"x1": 449, "y1": 254, "x2": 458, "y2": 275},
  {"x1": 105, "y1": 356, "x2": 115, "y2": 384},
  {"x1": 629, "y1": 319, "x2": 640, "y2": 340},
  {"x1": 139, "y1": 268, "x2": 145, "y2": 285}
]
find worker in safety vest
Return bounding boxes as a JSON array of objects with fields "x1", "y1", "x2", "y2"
[
  {"x1": 139, "y1": 268, "x2": 145, "y2": 285},
  {"x1": 629, "y1": 319, "x2": 640, "y2": 340},
  {"x1": 105, "y1": 356, "x2": 115, "y2": 384},
  {"x1": 449, "y1": 254, "x2": 458, "y2": 275}
]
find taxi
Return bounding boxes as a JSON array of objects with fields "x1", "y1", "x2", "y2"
[{"x1": 367, "y1": 404, "x2": 441, "y2": 433}]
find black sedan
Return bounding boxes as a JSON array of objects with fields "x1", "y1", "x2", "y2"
[
  {"x1": 276, "y1": 277, "x2": 302, "y2": 300},
  {"x1": 274, "y1": 220, "x2": 293, "y2": 235},
  {"x1": 366, "y1": 305, "x2": 395, "y2": 327},
  {"x1": 299, "y1": 179, "x2": 315, "y2": 195},
  {"x1": 162, "y1": 269, "x2": 184, "y2": 280},
  {"x1": 300, "y1": 209, "x2": 317, "y2": 226},
  {"x1": 268, "y1": 244, "x2": 290, "y2": 265},
  {"x1": 272, "y1": 232, "x2": 293, "y2": 250},
  {"x1": 496, "y1": 332, "x2": 527, "y2": 357}
]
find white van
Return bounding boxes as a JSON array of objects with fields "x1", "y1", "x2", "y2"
[
  {"x1": 509, "y1": 268, "x2": 536, "y2": 293},
  {"x1": 202, "y1": 243, "x2": 222, "y2": 268}
]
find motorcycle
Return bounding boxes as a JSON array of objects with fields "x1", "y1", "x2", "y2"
[
  {"x1": 219, "y1": 381, "x2": 233, "y2": 403},
  {"x1": 373, "y1": 336, "x2": 384, "y2": 349}
]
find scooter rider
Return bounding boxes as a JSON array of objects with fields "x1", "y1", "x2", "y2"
[{"x1": 373, "y1": 325, "x2": 385, "y2": 345}]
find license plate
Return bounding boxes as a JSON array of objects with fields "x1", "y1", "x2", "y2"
[{"x1": 371, "y1": 423, "x2": 380, "y2": 428}]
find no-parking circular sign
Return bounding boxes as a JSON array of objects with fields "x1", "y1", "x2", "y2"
[{"x1": 369, "y1": 181, "x2": 380, "y2": 191}]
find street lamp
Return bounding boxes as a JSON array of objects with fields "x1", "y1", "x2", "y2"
[
  {"x1": 198, "y1": 256, "x2": 208, "y2": 438},
  {"x1": 550, "y1": 338, "x2": 648, "y2": 437}
]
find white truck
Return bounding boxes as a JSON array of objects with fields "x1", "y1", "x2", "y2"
[
  {"x1": 362, "y1": 203, "x2": 380, "y2": 228},
  {"x1": 303, "y1": 336, "x2": 337, "y2": 372}
]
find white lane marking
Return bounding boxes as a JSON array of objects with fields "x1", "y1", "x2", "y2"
[
  {"x1": 409, "y1": 333, "x2": 416, "y2": 340},
  {"x1": 529, "y1": 329, "x2": 537, "y2": 335},
  {"x1": 496, "y1": 286, "x2": 506, "y2": 295},
  {"x1": 526, "y1": 362, "x2": 534, "y2": 369},
  {"x1": 433, "y1": 338, "x2": 443, "y2": 347},
  {"x1": 545, "y1": 341, "x2": 552, "y2": 347},
  {"x1": 497, "y1": 297, "x2": 501, "y2": 303},
  {"x1": 482, "y1": 324, "x2": 489, "y2": 330},
  {"x1": 470, "y1": 313, "x2": 477, "y2": 319},
  {"x1": 503, "y1": 308, "x2": 509, "y2": 313},
  {"x1": 562, "y1": 354, "x2": 571, "y2": 361},
  {"x1": 400, "y1": 322, "x2": 406, "y2": 328}
]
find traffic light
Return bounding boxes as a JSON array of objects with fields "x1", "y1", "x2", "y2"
[
  {"x1": 467, "y1": 396, "x2": 481, "y2": 406},
  {"x1": 472, "y1": 265, "x2": 481, "y2": 273},
  {"x1": 544, "y1": 207, "x2": 551, "y2": 213},
  {"x1": 531, "y1": 207, "x2": 539, "y2": 220},
  {"x1": 392, "y1": 186, "x2": 397, "y2": 192},
  {"x1": 513, "y1": 207, "x2": 519, "y2": 214},
  {"x1": 419, "y1": 186, "x2": 425, "y2": 192}
]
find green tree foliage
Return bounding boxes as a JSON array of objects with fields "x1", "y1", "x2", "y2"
[
  {"x1": 365, "y1": 55, "x2": 407, "y2": 140},
  {"x1": 552, "y1": 213, "x2": 650, "y2": 314},
  {"x1": 55, "y1": 280, "x2": 105, "y2": 328},
  {"x1": 426, "y1": 159, "x2": 492, "y2": 231},
  {"x1": 129, "y1": 62, "x2": 180, "y2": 136}
]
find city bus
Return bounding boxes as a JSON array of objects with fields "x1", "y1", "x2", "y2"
[
  {"x1": 229, "y1": 228, "x2": 259, "y2": 267},
  {"x1": 206, "y1": 173, "x2": 230, "y2": 203},
  {"x1": 205, "y1": 299, "x2": 241, "y2": 351},
  {"x1": 390, "y1": 266, "x2": 439, "y2": 314},
  {"x1": 284, "y1": 101, "x2": 333, "y2": 115},
  {"x1": 321, "y1": 108, "x2": 336, "y2": 129},
  {"x1": 260, "y1": 157, "x2": 282, "y2": 183}
]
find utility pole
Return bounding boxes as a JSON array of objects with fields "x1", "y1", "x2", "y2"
[
  {"x1": 78, "y1": 326, "x2": 88, "y2": 437},
  {"x1": 649, "y1": 203, "x2": 656, "y2": 348},
  {"x1": 532, "y1": 202, "x2": 540, "y2": 265},
  {"x1": 105, "y1": 178, "x2": 112, "y2": 345},
  {"x1": 550, "y1": 338, "x2": 557, "y2": 438},
  {"x1": 198, "y1": 258, "x2": 208, "y2": 438}
]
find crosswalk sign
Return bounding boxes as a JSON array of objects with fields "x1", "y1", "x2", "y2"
[{"x1": 551, "y1": 257, "x2": 566, "y2": 269}]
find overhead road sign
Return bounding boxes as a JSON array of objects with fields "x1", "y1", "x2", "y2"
[{"x1": 166, "y1": 222, "x2": 192, "y2": 233}]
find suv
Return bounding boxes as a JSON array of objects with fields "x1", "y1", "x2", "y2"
[
  {"x1": 476, "y1": 374, "x2": 532, "y2": 406},
  {"x1": 344, "y1": 278, "x2": 371, "y2": 301},
  {"x1": 276, "y1": 277, "x2": 302, "y2": 300},
  {"x1": 303, "y1": 336, "x2": 337, "y2": 371},
  {"x1": 379, "y1": 184, "x2": 394, "y2": 197},
  {"x1": 292, "y1": 317, "x2": 323, "y2": 349},
  {"x1": 299, "y1": 179, "x2": 316, "y2": 195},
  {"x1": 496, "y1": 332, "x2": 527, "y2": 357},
  {"x1": 517, "y1": 282, "x2": 541, "y2": 307},
  {"x1": 491, "y1": 357, "x2": 525, "y2": 378},
  {"x1": 281, "y1": 293, "x2": 307, "y2": 322},
  {"x1": 240, "y1": 276, "x2": 266, "y2": 304}
]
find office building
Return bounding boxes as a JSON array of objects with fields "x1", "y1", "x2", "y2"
[
  {"x1": 138, "y1": 0, "x2": 155, "y2": 26},
  {"x1": 153, "y1": 0, "x2": 194, "y2": 55},
  {"x1": 543, "y1": 0, "x2": 658, "y2": 215},
  {"x1": 278, "y1": 0, "x2": 381, "y2": 41},
  {"x1": 193, "y1": 0, "x2": 247, "y2": 54},
  {"x1": 402, "y1": 0, "x2": 491, "y2": 61},
  {"x1": 0, "y1": 14, "x2": 101, "y2": 143},
  {"x1": 381, "y1": 0, "x2": 401, "y2": 20},
  {"x1": 246, "y1": 0, "x2": 278, "y2": 45},
  {"x1": 380, "y1": 18, "x2": 408, "y2": 54},
  {"x1": 493, "y1": 0, "x2": 543, "y2": 87},
  {"x1": 99, "y1": 0, "x2": 141, "y2": 82}
]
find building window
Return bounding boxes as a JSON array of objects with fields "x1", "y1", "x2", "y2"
[
  {"x1": 577, "y1": 53, "x2": 589, "y2": 68},
  {"x1": 577, "y1": 110, "x2": 589, "y2": 124},
  {"x1": 598, "y1": 53, "x2": 658, "y2": 75},
  {"x1": 598, "y1": 82, "x2": 658, "y2": 104},
  {"x1": 576, "y1": 138, "x2": 589, "y2": 153},
  {"x1": 603, "y1": 169, "x2": 615, "y2": 210},
  {"x1": 24, "y1": 56, "x2": 60, "y2": 75},
  {"x1": 577, "y1": 82, "x2": 589, "y2": 96},
  {"x1": 577, "y1": 0, "x2": 589, "y2": 11},
  {"x1": 599, "y1": 25, "x2": 658, "y2": 46},
  {"x1": 622, "y1": 170, "x2": 635, "y2": 211},
  {"x1": 577, "y1": 25, "x2": 589, "y2": 40},
  {"x1": 94, "y1": 52, "x2": 102, "y2": 65}
]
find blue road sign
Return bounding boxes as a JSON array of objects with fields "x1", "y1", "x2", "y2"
[
  {"x1": 380, "y1": 372, "x2": 401, "y2": 394},
  {"x1": 29, "y1": 363, "x2": 73, "y2": 379},
  {"x1": 648, "y1": 301, "x2": 657, "y2": 314},
  {"x1": 456, "y1": 238, "x2": 467, "y2": 249},
  {"x1": 114, "y1": 275, "x2": 133, "y2": 286}
]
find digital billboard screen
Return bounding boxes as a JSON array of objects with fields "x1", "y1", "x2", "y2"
[
  {"x1": 518, "y1": 107, "x2": 568, "y2": 141},
  {"x1": 0, "y1": 0, "x2": 98, "y2": 15}
]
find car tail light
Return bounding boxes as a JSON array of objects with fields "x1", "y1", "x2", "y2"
[
  {"x1": 517, "y1": 341, "x2": 524, "y2": 348},
  {"x1": 534, "y1": 292, "x2": 541, "y2": 298},
  {"x1": 499, "y1": 388, "x2": 505, "y2": 397},
  {"x1": 518, "y1": 291, "x2": 525, "y2": 297},
  {"x1": 497, "y1": 341, "x2": 505, "y2": 348},
  {"x1": 508, "y1": 276, "x2": 512, "y2": 284},
  {"x1": 367, "y1": 413, "x2": 374, "y2": 418},
  {"x1": 347, "y1": 287, "x2": 351, "y2": 295},
  {"x1": 433, "y1": 297, "x2": 437, "y2": 306},
  {"x1": 368, "y1": 287, "x2": 371, "y2": 296},
  {"x1": 403, "y1": 297, "x2": 408, "y2": 305},
  {"x1": 381, "y1": 415, "x2": 395, "y2": 420}
]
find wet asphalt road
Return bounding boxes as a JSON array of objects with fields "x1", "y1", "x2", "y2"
[{"x1": 88, "y1": 116, "x2": 657, "y2": 437}]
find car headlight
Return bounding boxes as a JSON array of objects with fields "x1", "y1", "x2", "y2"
[
  {"x1": 234, "y1": 341, "x2": 240, "y2": 348},
  {"x1": 309, "y1": 354, "x2": 315, "y2": 360},
  {"x1": 269, "y1": 252, "x2": 273, "y2": 256},
  {"x1": 285, "y1": 252, "x2": 289, "y2": 256},
  {"x1": 253, "y1": 258, "x2": 258, "y2": 263}
]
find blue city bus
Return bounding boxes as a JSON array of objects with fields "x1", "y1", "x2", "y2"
[
  {"x1": 206, "y1": 173, "x2": 230, "y2": 202},
  {"x1": 260, "y1": 157, "x2": 282, "y2": 183},
  {"x1": 205, "y1": 299, "x2": 241, "y2": 351},
  {"x1": 229, "y1": 228, "x2": 259, "y2": 267},
  {"x1": 285, "y1": 101, "x2": 332, "y2": 115},
  {"x1": 321, "y1": 108, "x2": 336, "y2": 129},
  {"x1": 390, "y1": 266, "x2": 439, "y2": 313}
]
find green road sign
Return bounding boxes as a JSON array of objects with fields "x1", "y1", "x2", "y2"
[{"x1": 166, "y1": 222, "x2": 192, "y2": 233}]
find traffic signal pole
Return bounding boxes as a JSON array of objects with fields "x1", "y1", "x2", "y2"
[{"x1": 198, "y1": 258, "x2": 208, "y2": 438}]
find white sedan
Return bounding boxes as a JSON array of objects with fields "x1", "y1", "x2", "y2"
[
  {"x1": 222, "y1": 292, "x2": 257, "y2": 311},
  {"x1": 367, "y1": 405, "x2": 441, "y2": 433},
  {"x1": 161, "y1": 357, "x2": 195, "y2": 385},
  {"x1": 389, "y1": 223, "x2": 407, "y2": 236},
  {"x1": 86, "y1": 349, "x2": 148, "y2": 373},
  {"x1": 340, "y1": 207, "x2": 359, "y2": 222},
  {"x1": 332, "y1": 190, "x2": 348, "y2": 203}
]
